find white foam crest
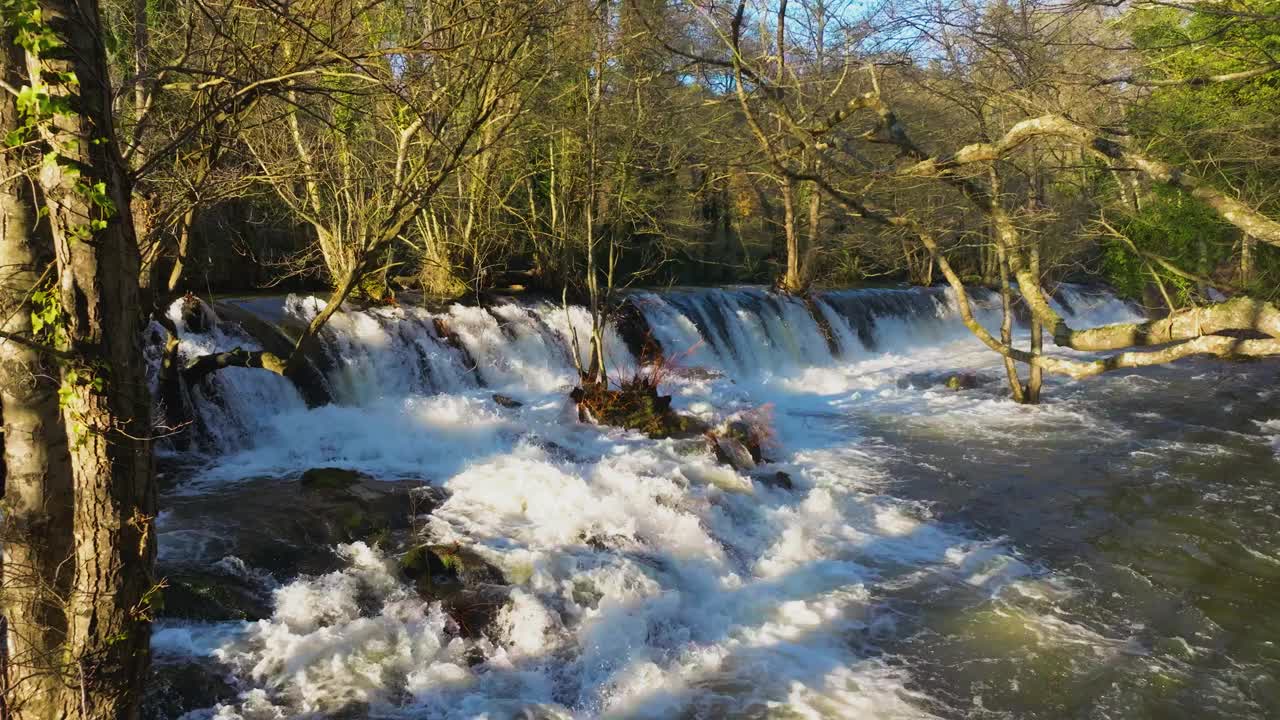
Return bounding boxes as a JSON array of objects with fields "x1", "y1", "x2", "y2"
[
  {"x1": 182, "y1": 393, "x2": 520, "y2": 491},
  {"x1": 629, "y1": 292, "x2": 721, "y2": 370},
  {"x1": 1257, "y1": 419, "x2": 1280, "y2": 456},
  {"x1": 528, "y1": 302, "x2": 640, "y2": 383}
]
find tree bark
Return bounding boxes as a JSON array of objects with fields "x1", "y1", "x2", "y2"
[
  {"x1": 27, "y1": 0, "x2": 158, "y2": 716},
  {"x1": 1241, "y1": 234, "x2": 1255, "y2": 286},
  {"x1": 1, "y1": 31, "x2": 75, "y2": 719},
  {"x1": 1026, "y1": 241, "x2": 1043, "y2": 404},
  {"x1": 995, "y1": 242, "x2": 1026, "y2": 403},
  {"x1": 781, "y1": 178, "x2": 802, "y2": 291}
]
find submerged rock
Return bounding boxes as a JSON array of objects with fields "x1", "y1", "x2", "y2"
[
  {"x1": 144, "y1": 658, "x2": 237, "y2": 720},
  {"x1": 162, "y1": 474, "x2": 440, "y2": 577},
  {"x1": 756, "y1": 470, "x2": 795, "y2": 491},
  {"x1": 300, "y1": 466, "x2": 365, "y2": 491},
  {"x1": 492, "y1": 393, "x2": 523, "y2": 409},
  {"x1": 161, "y1": 566, "x2": 273, "y2": 622},
  {"x1": 399, "y1": 544, "x2": 511, "y2": 638},
  {"x1": 897, "y1": 370, "x2": 996, "y2": 392}
]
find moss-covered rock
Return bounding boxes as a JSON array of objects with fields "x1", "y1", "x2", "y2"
[
  {"x1": 400, "y1": 544, "x2": 510, "y2": 638},
  {"x1": 400, "y1": 544, "x2": 506, "y2": 587},
  {"x1": 711, "y1": 434, "x2": 756, "y2": 471},
  {"x1": 573, "y1": 383, "x2": 709, "y2": 439},
  {"x1": 161, "y1": 570, "x2": 272, "y2": 622},
  {"x1": 300, "y1": 466, "x2": 367, "y2": 492},
  {"x1": 722, "y1": 419, "x2": 764, "y2": 463}
]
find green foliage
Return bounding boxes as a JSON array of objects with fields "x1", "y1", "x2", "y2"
[
  {"x1": 29, "y1": 283, "x2": 68, "y2": 348},
  {"x1": 1107, "y1": 0, "x2": 1280, "y2": 304},
  {"x1": 2, "y1": 0, "x2": 60, "y2": 54},
  {"x1": 1101, "y1": 187, "x2": 1232, "y2": 302},
  {"x1": 1123, "y1": 2, "x2": 1280, "y2": 199}
]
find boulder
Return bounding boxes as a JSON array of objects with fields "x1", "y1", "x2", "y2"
[
  {"x1": 300, "y1": 466, "x2": 365, "y2": 492},
  {"x1": 711, "y1": 433, "x2": 756, "y2": 472},
  {"x1": 723, "y1": 419, "x2": 764, "y2": 463}
]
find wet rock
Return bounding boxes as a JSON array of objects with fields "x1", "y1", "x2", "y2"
[
  {"x1": 162, "y1": 474, "x2": 439, "y2": 577},
  {"x1": 178, "y1": 294, "x2": 214, "y2": 333},
  {"x1": 527, "y1": 437, "x2": 582, "y2": 463},
  {"x1": 669, "y1": 366, "x2": 724, "y2": 382},
  {"x1": 493, "y1": 393, "x2": 523, "y2": 409},
  {"x1": 400, "y1": 544, "x2": 510, "y2": 638},
  {"x1": 756, "y1": 470, "x2": 794, "y2": 491},
  {"x1": 897, "y1": 370, "x2": 995, "y2": 392},
  {"x1": 711, "y1": 433, "x2": 757, "y2": 472},
  {"x1": 578, "y1": 531, "x2": 630, "y2": 551},
  {"x1": 723, "y1": 419, "x2": 764, "y2": 463},
  {"x1": 441, "y1": 584, "x2": 512, "y2": 638},
  {"x1": 573, "y1": 383, "x2": 709, "y2": 439},
  {"x1": 300, "y1": 466, "x2": 366, "y2": 492},
  {"x1": 144, "y1": 658, "x2": 237, "y2": 720},
  {"x1": 161, "y1": 567, "x2": 273, "y2": 622},
  {"x1": 613, "y1": 299, "x2": 663, "y2": 363},
  {"x1": 400, "y1": 543, "x2": 506, "y2": 586},
  {"x1": 432, "y1": 317, "x2": 480, "y2": 380}
]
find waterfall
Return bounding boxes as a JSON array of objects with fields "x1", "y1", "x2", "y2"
[{"x1": 157, "y1": 284, "x2": 1138, "y2": 455}]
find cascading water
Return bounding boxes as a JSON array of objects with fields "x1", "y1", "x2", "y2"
[{"x1": 151, "y1": 284, "x2": 1280, "y2": 720}]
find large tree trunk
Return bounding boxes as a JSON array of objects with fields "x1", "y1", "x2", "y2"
[
  {"x1": 27, "y1": 0, "x2": 157, "y2": 716},
  {"x1": 0, "y1": 33, "x2": 75, "y2": 719}
]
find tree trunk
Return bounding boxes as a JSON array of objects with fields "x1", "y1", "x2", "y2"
[
  {"x1": 27, "y1": 1, "x2": 158, "y2": 716},
  {"x1": 165, "y1": 206, "x2": 196, "y2": 295},
  {"x1": 804, "y1": 178, "x2": 820, "y2": 285},
  {"x1": 1241, "y1": 233, "x2": 1255, "y2": 287},
  {"x1": 1026, "y1": 241, "x2": 1043, "y2": 404},
  {"x1": 995, "y1": 243, "x2": 1026, "y2": 403},
  {"x1": 781, "y1": 178, "x2": 801, "y2": 291},
  {"x1": 1, "y1": 33, "x2": 75, "y2": 719}
]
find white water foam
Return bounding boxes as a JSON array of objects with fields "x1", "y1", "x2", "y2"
[{"x1": 154, "y1": 284, "x2": 1157, "y2": 719}]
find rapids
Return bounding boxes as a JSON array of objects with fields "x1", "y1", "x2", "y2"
[{"x1": 148, "y1": 285, "x2": 1280, "y2": 719}]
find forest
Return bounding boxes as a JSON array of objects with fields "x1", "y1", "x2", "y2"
[{"x1": 2, "y1": 0, "x2": 1280, "y2": 718}]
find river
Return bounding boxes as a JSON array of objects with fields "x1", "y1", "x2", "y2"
[{"x1": 147, "y1": 285, "x2": 1280, "y2": 719}]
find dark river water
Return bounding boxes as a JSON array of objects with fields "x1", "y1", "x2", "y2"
[{"x1": 854, "y1": 359, "x2": 1280, "y2": 719}]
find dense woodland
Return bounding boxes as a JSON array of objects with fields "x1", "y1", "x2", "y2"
[{"x1": 2, "y1": 0, "x2": 1280, "y2": 717}]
